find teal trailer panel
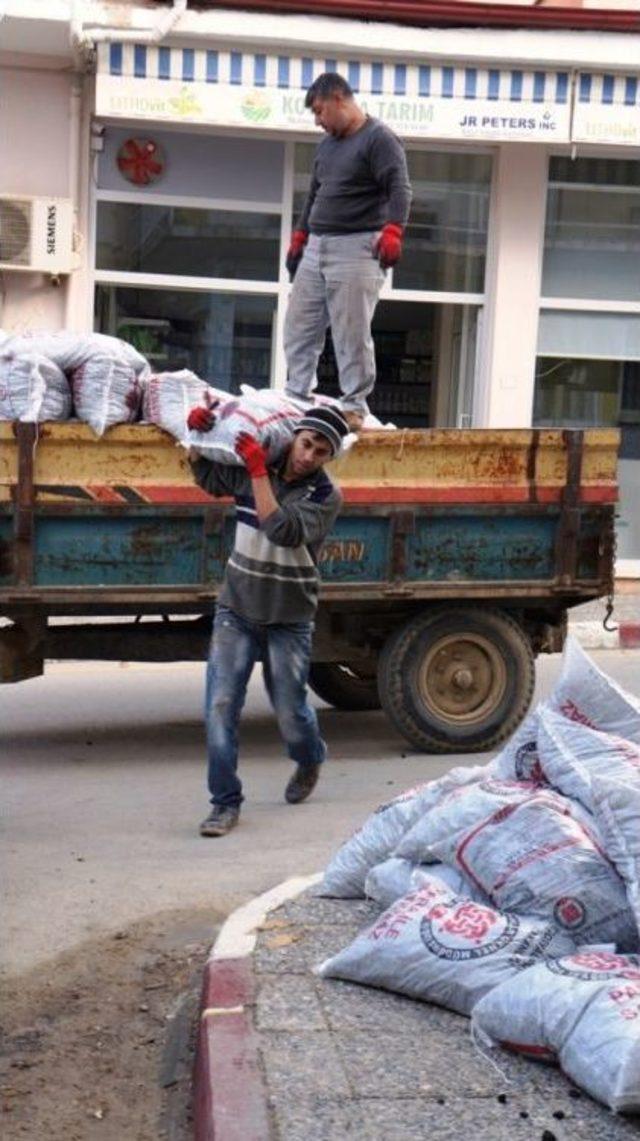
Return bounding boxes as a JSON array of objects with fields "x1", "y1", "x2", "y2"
[{"x1": 2, "y1": 501, "x2": 599, "y2": 591}]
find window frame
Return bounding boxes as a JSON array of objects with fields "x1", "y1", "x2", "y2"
[
  {"x1": 90, "y1": 130, "x2": 494, "y2": 391},
  {"x1": 539, "y1": 150, "x2": 640, "y2": 314}
]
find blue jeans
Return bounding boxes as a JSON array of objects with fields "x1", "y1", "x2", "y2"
[
  {"x1": 283, "y1": 232, "x2": 385, "y2": 418},
  {"x1": 205, "y1": 605, "x2": 327, "y2": 808}
]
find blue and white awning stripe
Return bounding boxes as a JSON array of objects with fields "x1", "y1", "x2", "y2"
[
  {"x1": 578, "y1": 72, "x2": 640, "y2": 107},
  {"x1": 572, "y1": 71, "x2": 640, "y2": 145},
  {"x1": 105, "y1": 43, "x2": 569, "y2": 105}
]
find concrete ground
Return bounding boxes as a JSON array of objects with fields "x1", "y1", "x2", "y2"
[
  {"x1": 1, "y1": 658, "x2": 484, "y2": 977},
  {"x1": 2, "y1": 649, "x2": 639, "y2": 977}
]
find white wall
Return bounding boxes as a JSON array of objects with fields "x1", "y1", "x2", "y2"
[
  {"x1": 1, "y1": 65, "x2": 71, "y2": 197},
  {"x1": 475, "y1": 143, "x2": 548, "y2": 428},
  {"x1": 0, "y1": 63, "x2": 73, "y2": 331}
]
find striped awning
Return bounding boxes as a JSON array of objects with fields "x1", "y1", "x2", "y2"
[
  {"x1": 96, "y1": 43, "x2": 574, "y2": 143},
  {"x1": 573, "y1": 72, "x2": 640, "y2": 146}
]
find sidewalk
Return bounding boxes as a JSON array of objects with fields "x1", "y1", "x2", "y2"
[
  {"x1": 568, "y1": 586, "x2": 640, "y2": 649},
  {"x1": 194, "y1": 879, "x2": 640, "y2": 1141}
]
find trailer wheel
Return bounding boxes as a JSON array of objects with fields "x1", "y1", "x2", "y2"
[
  {"x1": 308, "y1": 662, "x2": 381, "y2": 711},
  {"x1": 377, "y1": 607, "x2": 534, "y2": 753}
]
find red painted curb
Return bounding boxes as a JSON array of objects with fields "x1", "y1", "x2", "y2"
[
  {"x1": 193, "y1": 957, "x2": 271, "y2": 1141},
  {"x1": 620, "y1": 623, "x2": 640, "y2": 650}
]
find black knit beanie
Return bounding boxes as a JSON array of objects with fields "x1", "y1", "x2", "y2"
[{"x1": 294, "y1": 405, "x2": 350, "y2": 456}]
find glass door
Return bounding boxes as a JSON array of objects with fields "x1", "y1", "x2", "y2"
[
  {"x1": 447, "y1": 306, "x2": 479, "y2": 428},
  {"x1": 313, "y1": 301, "x2": 480, "y2": 428}
]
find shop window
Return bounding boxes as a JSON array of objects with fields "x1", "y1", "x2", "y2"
[
  {"x1": 394, "y1": 152, "x2": 491, "y2": 293},
  {"x1": 538, "y1": 310, "x2": 640, "y2": 362},
  {"x1": 96, "y1": 202, "x2": 280, "y2": 281},
  {"x1": 535, "y1": 311, "x2": 640, "y2": 432},
  {"x1": 292, "y1": 145, "x2": 491, "y2": 295},
  {"x1": 94, "y1": 286, "x2": 276, "y2": 393},
  {"x1": 99, "y1": 127, "x2": 285, "y2": 203},
  {"x1": 534, "y1": 308, "x2": 640, "y2": 562},
  {"x1": 534, "y1": 357, "x2": 627, "y2": 428},
  {"x1": 542, "y1": 157, "x2": 640, "y2": 302}
]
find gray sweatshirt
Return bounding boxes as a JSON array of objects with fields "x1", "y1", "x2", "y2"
[
  {"x1": 297, "y1": 116, "x2": 412, "y2": 235},
  {"x1": 190, "y1": 454, "x2": 342, "y2": 624}
]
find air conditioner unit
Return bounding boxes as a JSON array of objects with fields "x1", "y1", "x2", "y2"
[{"x1": 0, "y1": 196, "x2": 74, "y2": 274}]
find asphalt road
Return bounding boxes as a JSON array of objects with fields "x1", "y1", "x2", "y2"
[{"x1": 2, "y1": 649, "x2": 639, "y2": 977}]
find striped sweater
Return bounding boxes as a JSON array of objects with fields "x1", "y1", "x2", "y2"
[{"x1": 190, "y1": 455, "x2": 342, "y2": 624}]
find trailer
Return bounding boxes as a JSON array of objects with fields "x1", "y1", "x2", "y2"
[{"x1": 0, "y1": 422, "x2": 618, "y2": 752}]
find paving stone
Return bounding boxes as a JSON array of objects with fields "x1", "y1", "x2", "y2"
[
  {"x1": 259, "y1": 1031, "x2": 351, "y2": 1101},
  {"x1": 254, "y1": 922, "x2": 368, "y2": 976},
  {"x1": 334, "y1": 1028, "x2": 512, "y2": 1098},
  {"x1": 269, "y1": 1095, "x2": 367, "y2": 1141},
  {"x1": 498, "y1": 1078, "x2": 640, "y2": 1140},
  {"x1": 359, "y1": 1098, "x2": 526, "y2": 1141},
  {"x1": 302, "y1": 922, "x2": 370, "y2": 967},
  {"x1": 256, "y1": 975, "x2": 326, "y2": 1031},
  {"x1": 274, "y1": 893, "x2": 379, "y2": 928},
  {"x1": 472, "y1": 1042, "x2": 640, "y2": 1134},
  {"x1": 510, "y1": 1097, "x2": 640, "y2": 1140},
  {"x1": 319, "y1": 976, "x2": 466, "y2": 1035},
  {"x1": 360, "y1": 1093, "x2": 640, "y2": 1141},
  {"x1": 254, "y1": 924, "x2": 313, "y2": 975}
]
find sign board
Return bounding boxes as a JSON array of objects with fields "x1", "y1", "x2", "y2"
[
  {"x1": 572, "y1": 73, "x2": 640, "y2": 147},
  {"x1": 96, "y1": 45, "x2": 573, "y2": 144}
]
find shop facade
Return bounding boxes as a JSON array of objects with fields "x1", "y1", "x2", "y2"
[{"x1": 1, "y1": 5, "x2": 639, "y2": 571}]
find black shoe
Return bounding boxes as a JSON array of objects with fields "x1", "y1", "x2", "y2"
[
  {"x1": 285, "y1": 763, "x2": 321, "y2": 805},
  {"x1": 199, "y1": 805, "x2": 240, "y2": 837}
]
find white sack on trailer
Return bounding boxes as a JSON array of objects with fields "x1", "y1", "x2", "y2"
[
  {"x1": 141, "y1": 369, "x2": 232, "y2": 448},
  {"x1": 0, "y1": 330, "x2": 151, "y2": 434},
  {"x1": 0, "y1": 352, "x2": 71, "y2": 421},
  {"x1": 70, "y1": 353, "x2": 145, "y2": 435},
  {"x1": 1, "y1": 330, "x2": 149, "y2": 376},
  {"x1": 149, "y1": 376, "x2": 350, "y2": 465},
  {"x1": 188, "y1": 388, "x2": 347, "y2": 465}
]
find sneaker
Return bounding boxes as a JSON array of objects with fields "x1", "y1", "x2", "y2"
[
  {"x1": 199, "y1": 805, "x2": 240, "y2": 837},
  {"x1": 285, "y1": 763, "x2": 321, "y2": 805}
]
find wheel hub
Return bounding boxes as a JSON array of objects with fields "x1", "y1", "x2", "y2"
[
  {"x1": 451, "y1": 667, "x2": 474, "y2": 691},
  {"x1": 418, "y1": 633, "x2": 508, "y2": 725}
]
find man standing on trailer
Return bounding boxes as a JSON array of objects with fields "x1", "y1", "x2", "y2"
[
  {"x1": 187, "y1": 402, "x2": 349, "y2": 837},
  {"x1": 284, "y1": 72, "x2": 412, "y2": 432}
]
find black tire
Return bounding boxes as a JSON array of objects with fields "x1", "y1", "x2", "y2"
[
  {"x1": 308, "y1": 662, "x2": 381, "y2": 711},
  {"x1": 377, "y1": 607, "x2": 535, "y2": 753}
]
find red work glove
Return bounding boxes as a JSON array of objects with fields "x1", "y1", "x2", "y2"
[
  {"x1": 285, "y1": 229, "x2": 309, "y2": 280},
  {"x1": 187, "y1": 405, "x2": 215, "y2": 432},
  {"x1": 187, "y1": 393, "x2": 220, "y2": 433},
  {"x1": 375, "y1": 223, "x2": 405, "y2": 269},
  {"x1": 235, "y1": 431, "x2": 268, "y2": 479}
]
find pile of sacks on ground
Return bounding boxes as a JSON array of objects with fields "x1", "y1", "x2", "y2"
[
  {"x1": 0, "y1": 329, "x2": 380, "y2": 460},
  {"x1": 316, "y1": 636, "x2": 640, "y2": 1115}
]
